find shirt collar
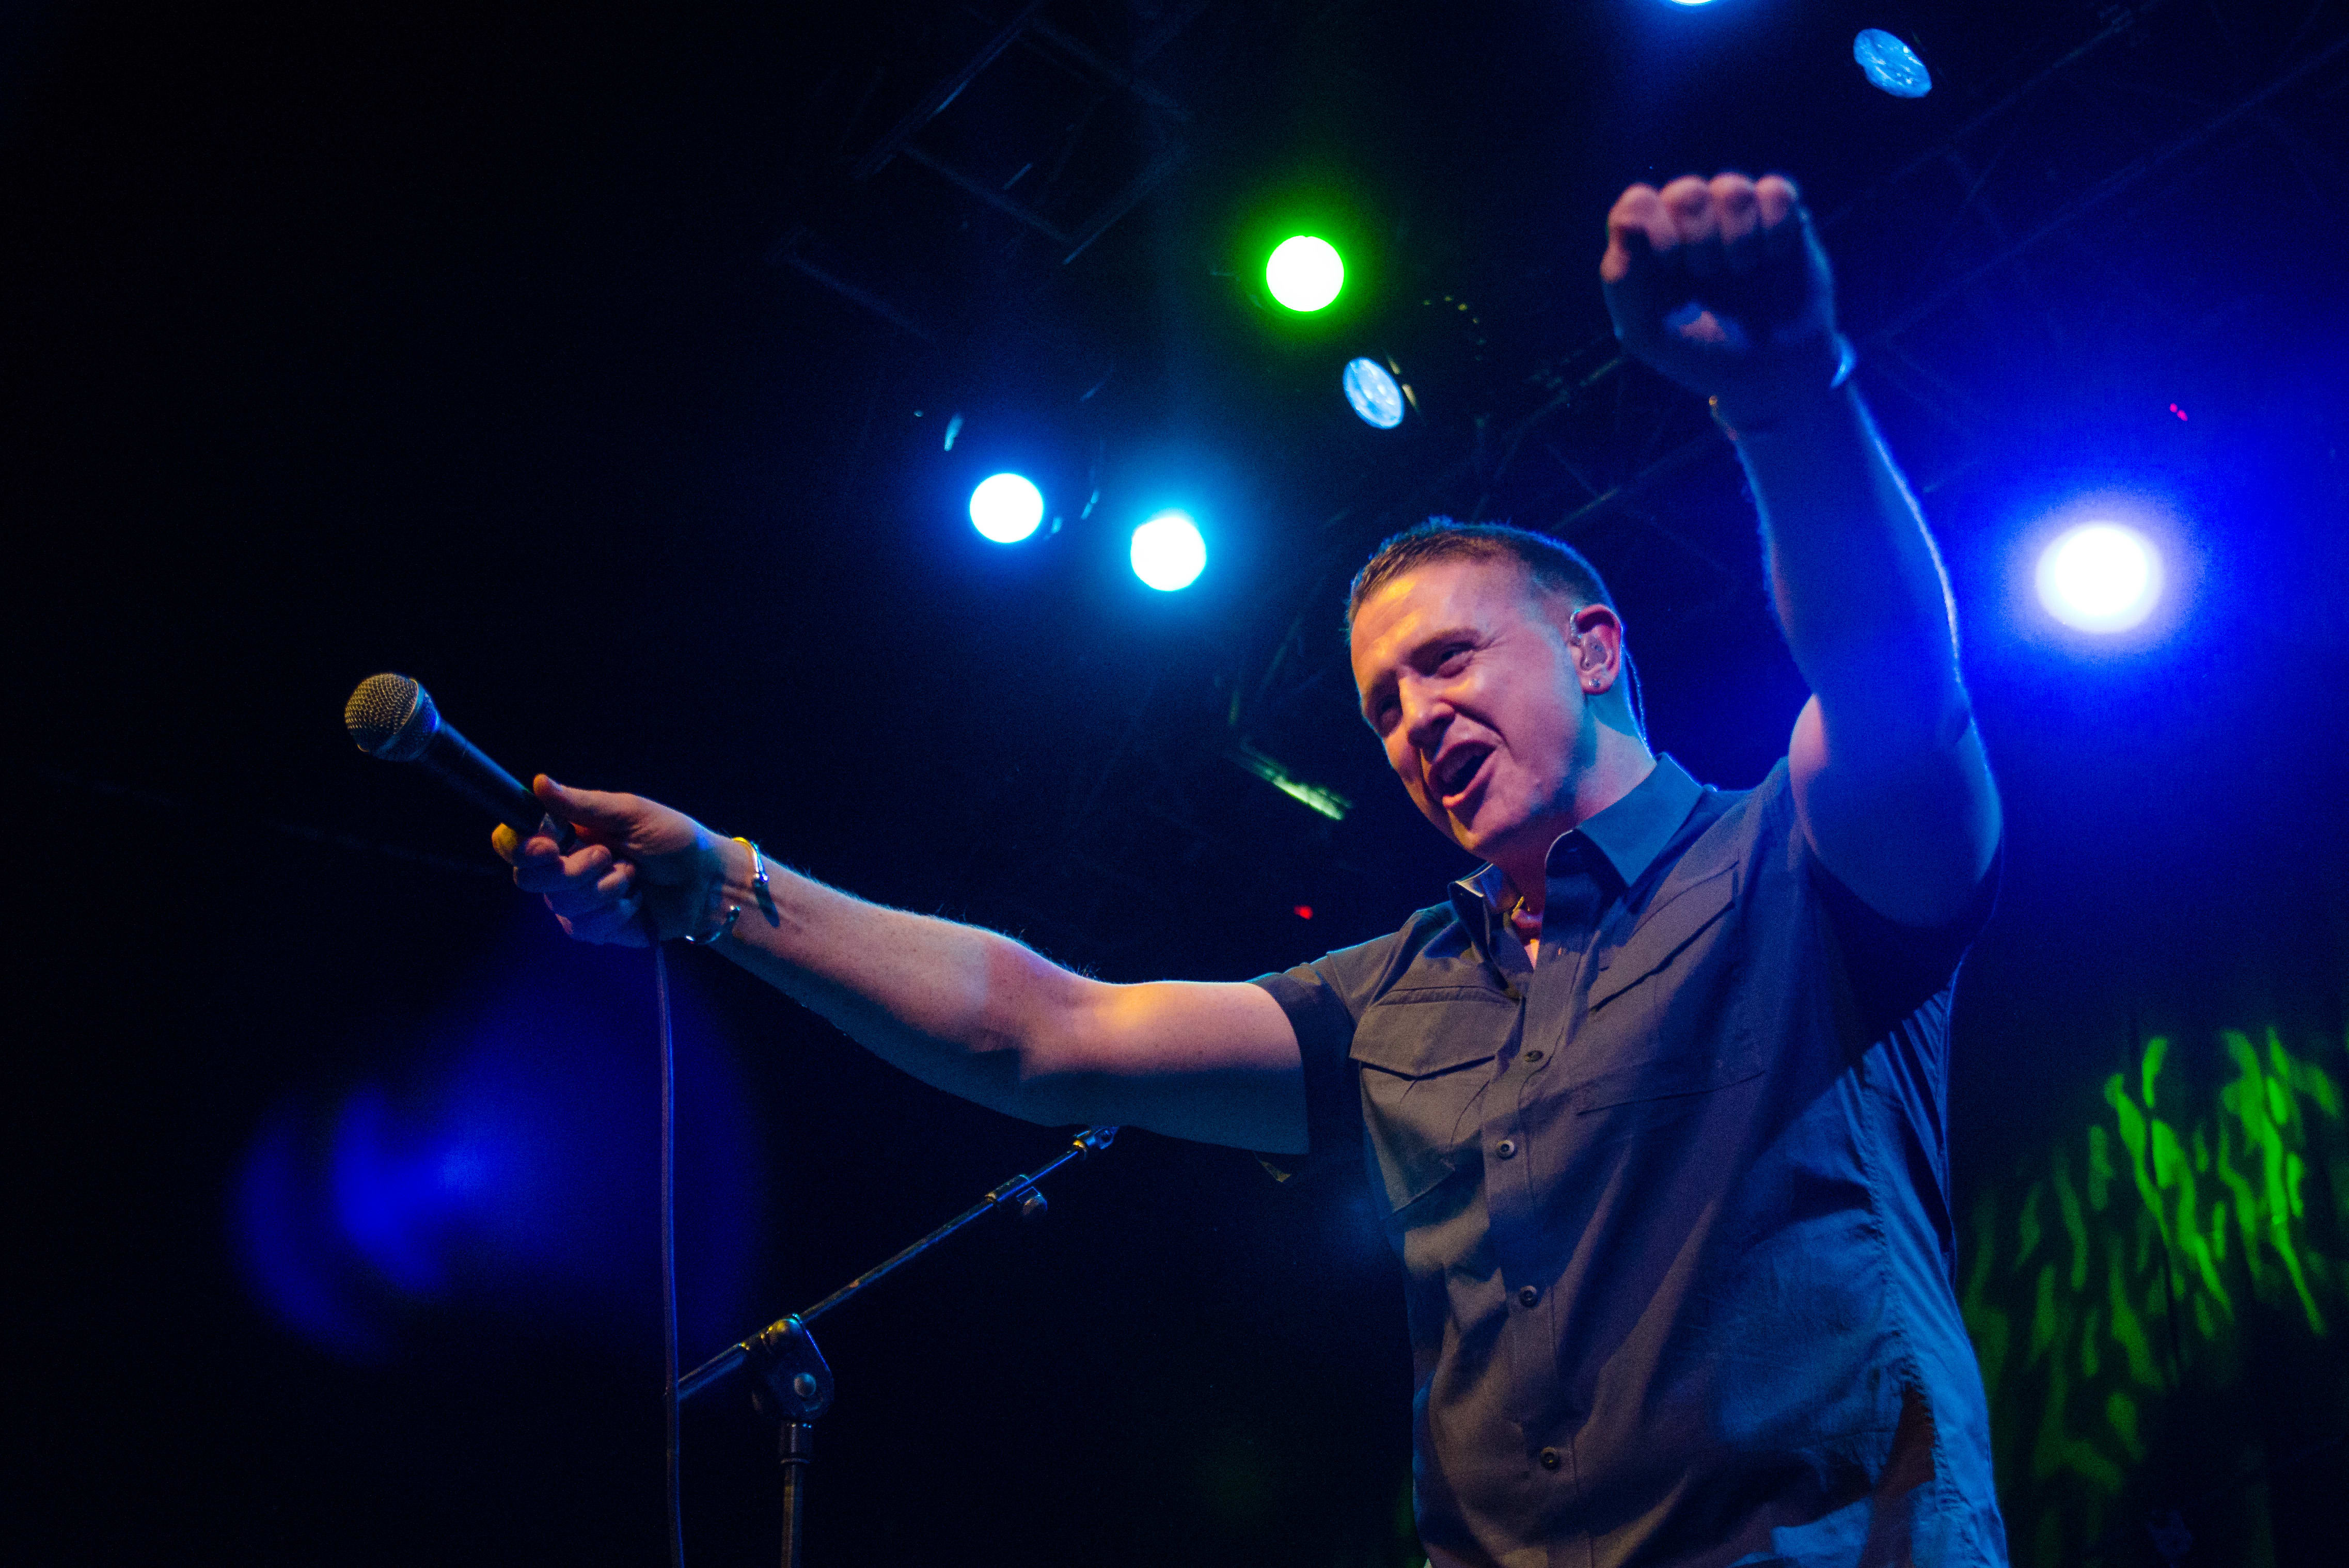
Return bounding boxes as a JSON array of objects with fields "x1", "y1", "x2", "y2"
[{"x1": 1452, "y1": 754, "x2": 1706, "y2": 913}]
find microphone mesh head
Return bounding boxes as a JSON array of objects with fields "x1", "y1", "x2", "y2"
[{"x1": 344, "y1": 673, "x2": 438, "y2": 761}]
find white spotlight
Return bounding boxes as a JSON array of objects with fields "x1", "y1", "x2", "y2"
[
  {"x1": 1130, "y1": 511, "x2": 1206, "y2": 592},
  {"x1": 2037, "y1": 522, "x2": 2162, "y2": 632},
  {"x1": 970, "y1": 473, "x2": 1044, "y2": 544}
]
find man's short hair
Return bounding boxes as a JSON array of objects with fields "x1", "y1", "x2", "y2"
[
  {"x1": 1346, "y1": 517, "x2": 1619, "y2": 635},
  {"x1": 1346, "y1": 518, "x2": 1645, "y2": 739}
]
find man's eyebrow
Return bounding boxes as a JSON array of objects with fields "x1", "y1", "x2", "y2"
[
  {"x1": 1358, "y1": 624, "x2": 1476, "y2": 722},
  {"x1": 1408, "y1": 624, "x2": 1478, "y2": 662}
]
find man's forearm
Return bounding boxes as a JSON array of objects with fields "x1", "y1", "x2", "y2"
[
  {"x1": 699, "y1": 840, "x2": 1087, "y2": 1122},
  {"x1": 505, "y1": 780, "x2": 1306, "y2": 1148},
  {"x1": 1736, "y1": 378, "x2": 1971, "y2": 747}
]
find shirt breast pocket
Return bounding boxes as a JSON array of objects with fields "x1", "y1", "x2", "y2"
[
  {"x1": 1574, "y1": 862, "x2": 1760, "y2": 1112},
  {"x1": 1349, "y1": 986, "x2": 1517, "y2": 1212}
]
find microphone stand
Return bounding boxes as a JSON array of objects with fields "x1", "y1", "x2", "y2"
[{"x1": 678, "y1": 1126, "x2": 1119, "y2": 1568}]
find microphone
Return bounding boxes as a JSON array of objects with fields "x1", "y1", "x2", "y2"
[{"x1": 344, "y1": 673, "x2": 573, "y2": 845}]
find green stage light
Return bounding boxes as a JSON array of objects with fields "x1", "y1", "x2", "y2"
[{"x1": 1266, "y1": 235, "x2": 1344, "y2": 312}]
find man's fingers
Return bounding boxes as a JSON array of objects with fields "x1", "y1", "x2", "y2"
[
  {"x1": 563, "y1": 893, "x2": 648, "y2": 947},
  {"x1": 512, "y1": 841, "x2": 614, "y2": 896},
  {"x1": 1710, "y1": 173, "x2": 1765, "y2": 274},
  {"x1": 1756, "y1": 175, "x2": 1803, "y2": 259},
  {"x1": 1601, "y1": 183, "x2": 1669, "y2": 284},
  {"x1": 1602, "y1": 167, "x2": 1839, "y2": 404},
  {"x1": 501, "y1": 777, "x2": 712, "y2": 945},
  {"x1": 544, "y1": 876, "x2": 627, "y2": 921},
  {"x1": 546, "y1": 860, "x2": 636, "y2": 918},
  {"x1": 563, "y1": 841, "x2": 614, "y2": 878},
  {"x1": 532, "y1": 775, "x2": 647, "y2": 836},
  {"x1": 1657, "y1": 177, "x2": 1720, "y2": 279},
  {"x1": 1607, "y1": 172, "x2": 1800, "y2": 277},
  {"x1": 1708, "y1": 173, "x2": 1758, "y2": 236},
  {"x1": 501, "y1": 823, "x2": 577, "y2": 873},
  {"x1": 538, "y1": 853, "x2": 642, "y2": 923},
  {"x1": 1658, "y1": 176, "x2": 1715, "y2": 241}
]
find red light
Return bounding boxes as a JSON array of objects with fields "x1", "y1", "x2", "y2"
[
  {"x1": 2168, "y1": 403, "x2": 2188, "y2": 421},
  {"x1": 1293, "y1": 904, "x2": 1314, "y2": 920}
]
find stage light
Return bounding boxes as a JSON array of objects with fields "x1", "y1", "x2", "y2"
[
  {"x1": 232, "y1": 931, "x2": 762, "y2": 1359},
  {"x1": 1267, "y1": 235, "x2": 1344, "y2": 312},
  {"x1": 2037, "y1": 522, "x2": 2162, "y2": 632},
  {"x1": 969, "y1": 472, "x2": 1044, "y2": 544},
  {"x1": 1131, "y1": 510, "x2": 1206, "y2": 591},
  {"x1": 1854, "y1": 29, "x2": 1932, "y2": 97},
  {"x1": 1343, "y1": 357, "x2": 1406, "y2": 429},
  {"x1": 1230, "y1": 740, "x2": 1353, "y2": 820}
]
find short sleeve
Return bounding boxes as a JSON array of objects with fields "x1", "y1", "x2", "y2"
[
  {"x1": 1248, "y1": 922, "x2": 1422, "y2": 1183},
  {"x1": 1809, "y1": 839, "x2": 2003, "y2": 1042}
]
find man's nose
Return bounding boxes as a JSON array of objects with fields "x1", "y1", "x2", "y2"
[{"x1": 1403, "y1": 689, "x2": 1452, "y2": 757}]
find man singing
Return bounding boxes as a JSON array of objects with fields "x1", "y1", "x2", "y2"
[{"x1": 498, "y1": 173, "x2": 2008, "y2": 1567}]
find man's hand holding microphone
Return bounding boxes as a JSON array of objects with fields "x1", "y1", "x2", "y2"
[{"x1": 495, "y1": 780, "x2": 747, "y2": 948}]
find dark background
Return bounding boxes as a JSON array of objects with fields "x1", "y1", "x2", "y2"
[{"x1": 7, "y1": 2, "x2": 2345, "y2": 1564}]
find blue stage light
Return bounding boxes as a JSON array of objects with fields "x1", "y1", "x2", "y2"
[
  {"x1": 969, "y1": 472, "x2": 1044, "y2": 543},
  {"x1": 1343, "y1": 357, "x2": 1406, "y2": 429},
  {"x1": 2037, "y1": 522, "x2": 2162, "y2": 632},
  {"x1": 1131, "y1": 510, "x2": 1206, "y2": 591},
  {"x1": 233, "y1": 925, "x2": 762, "y2": 1359},
  {"x1": 1854, "y1": 29, "x2": 1932, "y2": 98}
]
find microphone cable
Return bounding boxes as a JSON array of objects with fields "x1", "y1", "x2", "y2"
[
  {"x1": 656, "y1": 944, "x2": 685, "y2": 1568},
  {"x1": 340, "y1": 675, "x2": 689, "y2": 1561}
]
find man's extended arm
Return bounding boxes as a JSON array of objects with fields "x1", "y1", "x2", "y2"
[
  {"x1": 496, "y1": 779, "x2": 1309, "y2": 1152},
  {"x1": 1602, "y1": 173, "x2": 2000, "y2": 927}
]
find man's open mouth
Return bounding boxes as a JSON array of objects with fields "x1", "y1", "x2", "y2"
[{"x1": 1434, "y1": 744, "x2": 1493, "y2": 804}]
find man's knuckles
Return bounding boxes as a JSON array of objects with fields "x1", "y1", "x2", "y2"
[
  {"x1": 1711, "y1": 180, "x2": 1761, "y2": 243},
  {"x1": 1607, "y1": 183, "x2": 1662, "y2": 224},
  {"x1": 1604, "y1": 187, "x2": 1677, "y2": 264},
  {"x1": 1629, "y1": 172, "x2": 1804, "y2": 248}
]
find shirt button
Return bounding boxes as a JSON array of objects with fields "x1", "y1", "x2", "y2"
[
  {"x1": 1522, "y1": 1049, "x2": 1545, "y2": 1064},
  {"x1": 1517, "y1": 1285, "x2": 1540, "y2": 1307},
  {"x1": 1495, "y1": 1138, "x2": 1517, "y2": 1159},
  {"x1": 1539, "y1": 1447, "x2": 1562, "y2": 1471}
]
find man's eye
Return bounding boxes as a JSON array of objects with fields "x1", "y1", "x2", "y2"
[{"x1": 1436, "y1": 644, "x2": 1472, "y2": 671}]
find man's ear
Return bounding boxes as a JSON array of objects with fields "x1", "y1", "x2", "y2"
[{"x1": 1566, "y1": 603, "x2": 1626, "y2": 694}]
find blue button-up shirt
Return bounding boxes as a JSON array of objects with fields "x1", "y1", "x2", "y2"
[{"x1": 1256, "y1": 757, "x2": 2006, "y2": 1567}]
